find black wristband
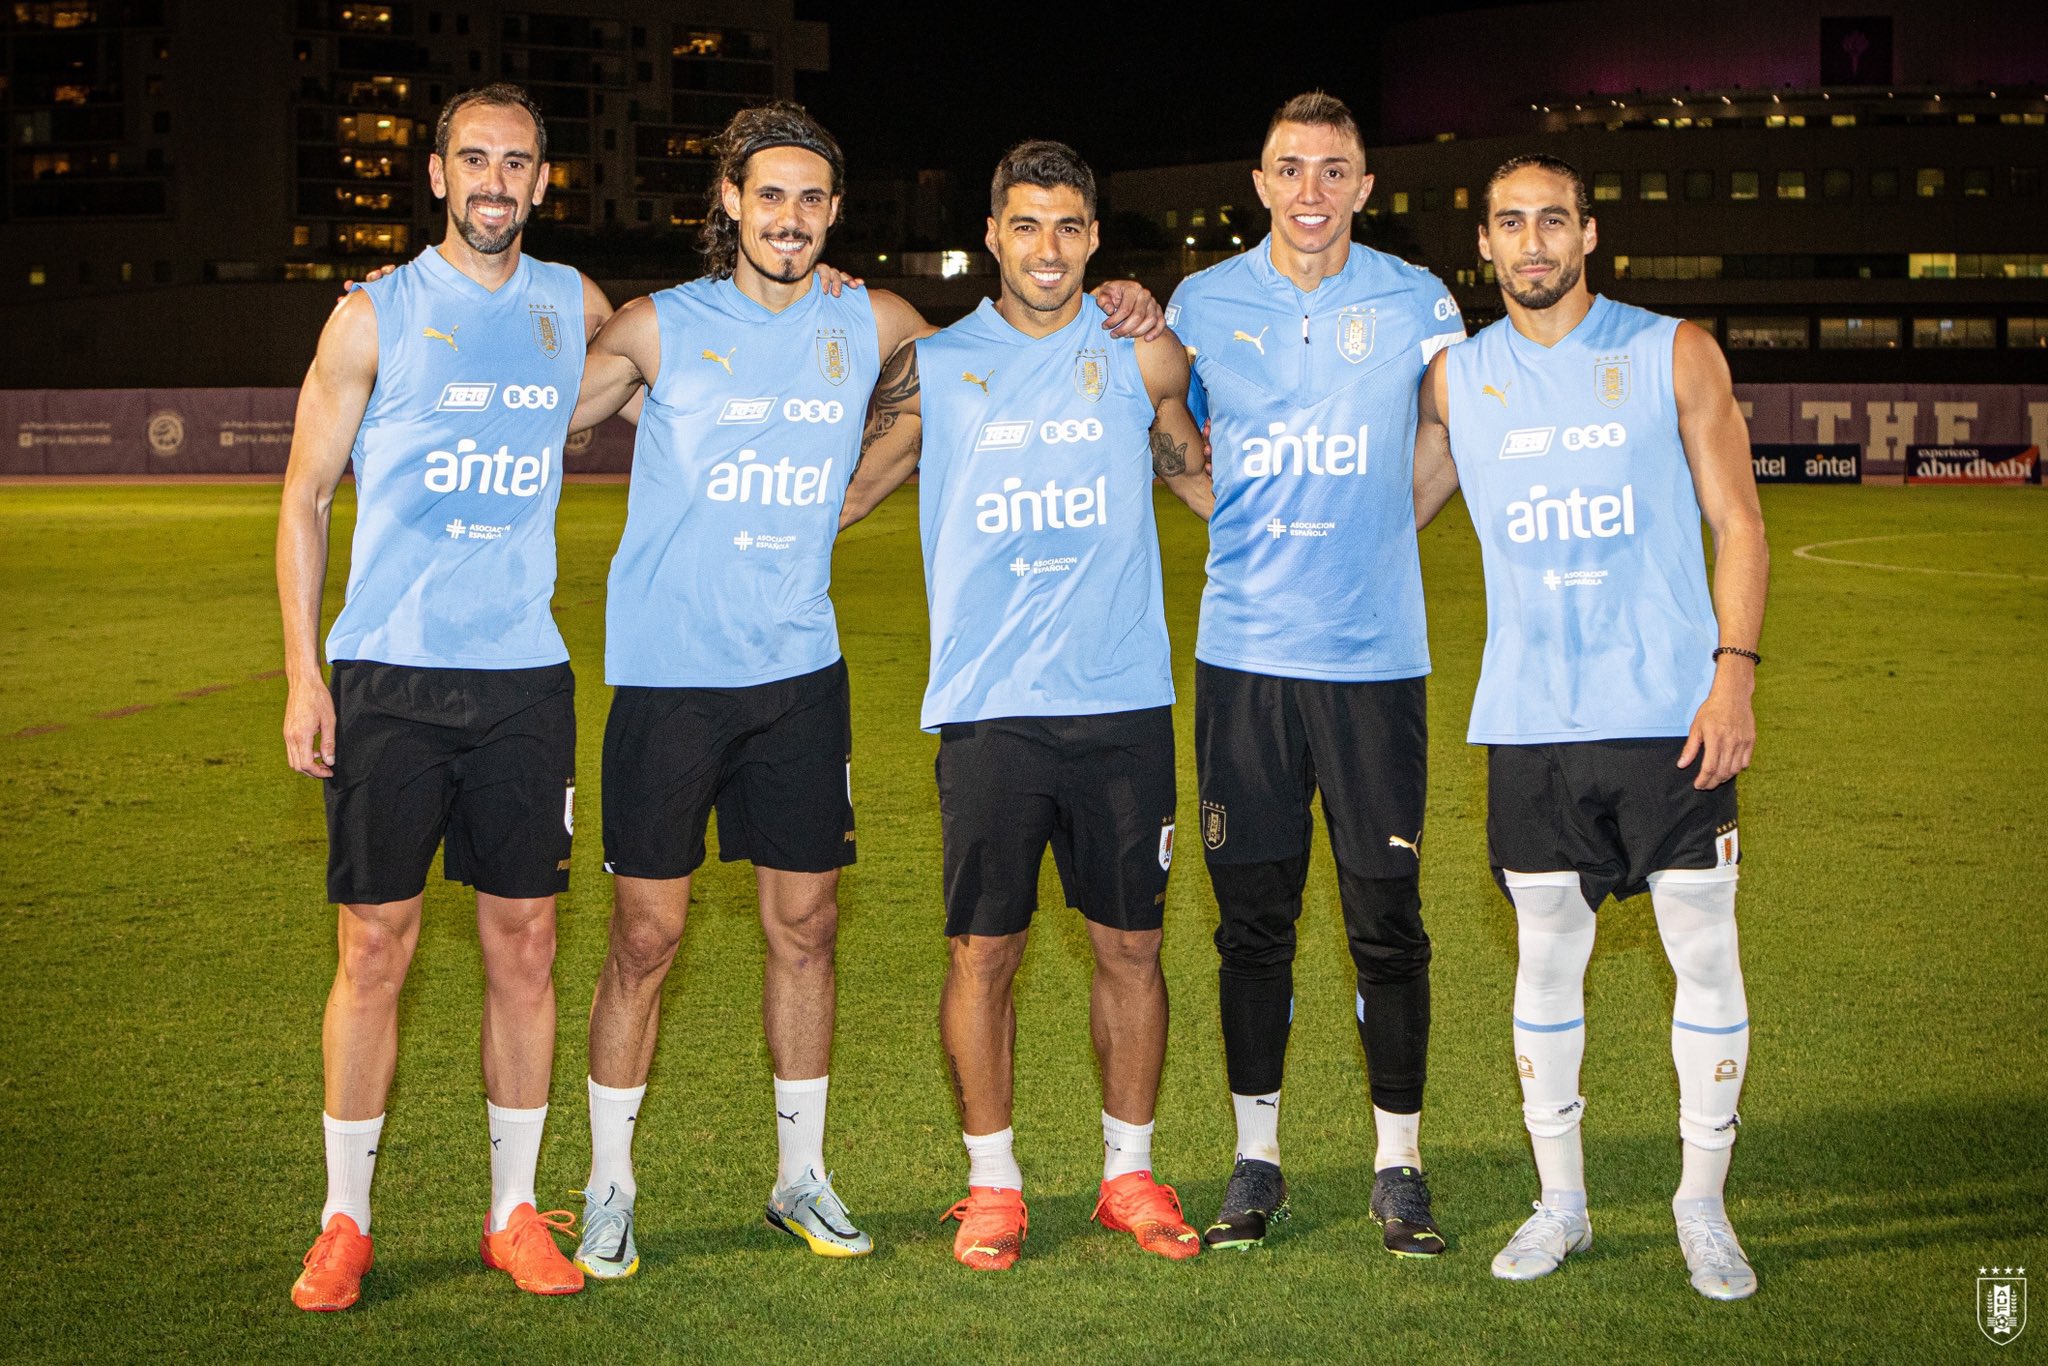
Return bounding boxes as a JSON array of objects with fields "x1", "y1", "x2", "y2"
[{"x1": 1713, "y1": 646, "x2": 1762, "y2": 666}]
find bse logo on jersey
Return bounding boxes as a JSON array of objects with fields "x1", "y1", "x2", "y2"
[
  {"x1": 423, "y1": 437, "x2": 553, "y2": 497},
  {"x1": 974, "y1": 474, "x2": 1110, "y2": 533},
  {"x1": 706, "y1": 448, "x2": 838, "y2": 506},
  {"x1": 1241, "y1": 421, "x2": 1369, "y2": 477},
  {"x1": 1505, "y1": 483, "x2": 1636, "y2": 543}
]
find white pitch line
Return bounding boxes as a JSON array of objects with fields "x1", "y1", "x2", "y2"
[{"x1": 1792, "y1": 532, "x2": 2048, "y2": 582}]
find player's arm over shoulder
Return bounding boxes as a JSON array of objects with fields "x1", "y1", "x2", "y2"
[
  {"x1": 840, "y1": 333, "x2": 924, "y2": 530},
  {"x1": 1136, "y1": 329, "x2": 1214, "y2": 520},
  {"x1": 570, "y1": 291, "x2": 657, "y2": 432},
  {"x1": 1413, "y1": 348, "x2": 1460, "y2": 529},
  {"x1": 868, "y1": 287, "x2": 939, "y2": 355}
]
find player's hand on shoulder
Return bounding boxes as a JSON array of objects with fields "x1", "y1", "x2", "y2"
[
  {"x1": 1092, "y1": 280, "x2": 1166, "y2": 341},
  {"x1": 335, "y1": 262, "x2": 399, "y2": 307},
  {"x1": 816, "y1": 262, "x2": 866, "y2": 296}
]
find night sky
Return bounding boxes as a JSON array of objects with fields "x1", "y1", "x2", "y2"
[{"x1": 792, "y1": 2, "x2": 1509, "y2": 176}]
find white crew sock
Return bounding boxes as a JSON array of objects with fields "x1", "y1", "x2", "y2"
[
  {"x1": 1651, "y1": 867, "x2": 1748, "y2": 1203},
  {"x1": 1372, "y1": 1106, "x2": 1422, "y2": 1172},
  {"x1": 486, "y1": 1101, "x2": 548, "y2": 1232},
  {"x1": 321, "y1": 1113, "x2": 384, "y2": 1234},
  {"x1": 586, "y1": 1077, "x2": 645, "y2": 1205},
  {"x1": 1505, "y1": 870, "x2": 1599, "y2": 1200},
  {"x1": 774, "y1": 1075, "x2": 830, "y2": 1189},
  {"x1": 1231, "y1": 1090, "x2": 1282, "y2": 1165},
  {"x1": 1102, "y1": 1111, "x2": 1155, "y2": 1181},
  {"x1": 964, "y1": 1127, "x2": 1023, "y2": 1191}
]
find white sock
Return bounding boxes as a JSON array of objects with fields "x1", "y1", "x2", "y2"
[
  {"x1": 964, "y1": 1127, "x2": 1022, "y2": 1191},
  {"x1": 1650, "y1": 868, "x2": 1747, "y2": 1202},
  {"x1": 1102, "y1": 1111, "x2": 1155, "y2": 1181},
  {"x1": 1371, "y1": 1106, "x2": 1422, "y2": 1172},
  {"x1": 774, "y1": 1075, "x2": 830, "y2": 1189},
  {"x1": 1505, "y1": 870, "x2": 1597, "y2": 1199},
  {"x1": 486, "y1": 1101, "x2": 548, "y2": 1232},
  {"x1": 1231, "y1": 1090, "x2": 1282, "y2": 1165},
  {"x1": 586, "y1": 1077, "x2": 645, "y2": 1205},
  {"x1": 321, "y1": 1113, "x2": 384, "y2": 1234}
]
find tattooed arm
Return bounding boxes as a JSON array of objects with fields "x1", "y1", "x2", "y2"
[
  {"x1": 840, "y1": 336, "x2": 923, "y2": 529},
  {"x1": 1134, "y1": 330, "x2": 1214, "y2": 520}
]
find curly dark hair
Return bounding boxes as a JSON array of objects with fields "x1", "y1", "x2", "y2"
[
  {"x1": 697, "y1": 101, "x2": 846, "y2": 280},
  {"x1": 989, "y1": 139, "x2": 1096, "y2": 220},
  {"x1": 435, "y1": 83, "x2": 548, "y2": 165},
  {"x1": 1485, "y1": 154, "x2": 1593, "y2": 223}
]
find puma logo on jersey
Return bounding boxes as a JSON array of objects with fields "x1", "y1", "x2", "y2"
[
  {"x1": 701, "y1": 347, "x2": 736, "y2": 374},
  {"x1": 1482, "y1": 382, "x2": 1512, "y2": 406},
  {"x1": 423, "y1": 326, "x2": 460, "y2": 351},
  {"x1": 1232, "y1": 327, "x2": 1268, "y2": 355},
  {"x1": 963, "y1": 369, "x2": 992, "y2": 393},
  {"x1": 1388, "y1": 832, "x2": 1420, "y2": 856}
]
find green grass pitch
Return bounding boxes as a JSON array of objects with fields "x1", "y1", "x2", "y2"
[{"x1": 0, "y1": 481, "x2": 2042, "y2": 1362}]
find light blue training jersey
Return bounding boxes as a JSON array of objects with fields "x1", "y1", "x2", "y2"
[
  {"x1": 916, "y1": 295, "x2": 1174, "y2": 731},
  {"x1": 605, "y1": 276, "x2": 879, "y2": 687},
  {"x1": 326, "y1": 246, "x2": 584, "y2": 670},
  {"x1": 1167, "y1": 238, "x2": 1465, "y2": 682},
  {"x1": 1444, "y1": 296, "x2": 1717, "y2": 743}
]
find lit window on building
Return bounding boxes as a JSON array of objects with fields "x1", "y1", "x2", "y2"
[
  {"x1": 1915, "y1": 168, "x2": 1944, "y2": 198},
  {"x1": 1819, "y1": 317, "x2": 1899, "y2": 349},
  {"x1": 119, "y1": 261, "x2": 134, "y2": 283},
  {"x1": 940, "y1": 250, "x2": 972, "y2": 279},
  {"x1": 1870, "y1": 169, "x2": 1898, "y2": 198},
  {"x1": 1613, "y1": 255, "x2": 1724, "y2": 281},
  {"x1": 1191, "y1": 210, "x2": 1207, "y2": 227},
  {"x1": 338, "y1": 114, "x2": 413, "y2": 146},
  {"x1": 1730, "y1": 171, "x2": 1759, "y2": 201},
  {"x1": 1391, "y1": 192, "x2": 1409, "y2": 214},
  {"x1": 1685, "y1": 171, "x2": 1713, "y2": 202},
  {"x1": 2007, "y1": 318, "x2": 2048, "y2": 348},
  {"x1": 1908, "y1": 253, "x2": 1956, "y2": 279},
  {"x1": 292, "y1": 225, "x2": 312, "y2": 248},
  {"x1": 1823, "y1": 168, "x2": 1852, "y2": 199},
  {"x1": 1593, "y1": 172, "x2": 1621, "y2": 202},
  {"x1": 1452, "y1": 187, "x2": 1469, "y2": 210},
  {"x1": 1219, "y1": 205, "x2": 1233, "y2": 224},
  {"x1": 1830, "y1": 113, "x2": 1857, "y2": 127},
  {"x1": 1913, "y1": 317, "x2": 1994, "y2": 348},
  {"x1": 1963, "y1": 168, "x2": 1992, "y2": 198},
  {"x1": 1725, "y1": 317, "x2": 1807, "y2": 349},
  {"x1": 28, "y1": 265, "x2": 47, "y2": 287},
  {"x1": 336, "y1": 223, "x2": 410, "y2": 254},
  {"x1": 1640, "y1": 171, "x2": 1668, "y2": 201},
  {"x1": 1776, "y1": 171, "x2": 1806, "y2": 200},
  {"x1": 1480, "y1": 262, "x2": 1496, "y2": 284},
  {"x1": 337, "y1": 7, "x2": 396, "y2": 32},
  {"x1": 1164, "y1": 210, "x2": 1177, "y2": 228}
]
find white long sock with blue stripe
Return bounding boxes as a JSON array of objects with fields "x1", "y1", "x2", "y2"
[
  {"x1": 1505, "y1": 871, "x2": 1598, "y2": 1202},
  {"x1": 1651, "y1": 867, "x2": 1747, "y2": 1202}
]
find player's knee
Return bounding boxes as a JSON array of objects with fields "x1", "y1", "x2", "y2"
[
  {"x1": 947, "y1": 932, "x2": 1026, "y2": 992},
  {"x1": 1337, "y1": 871, "x2": 1430, "y2": 984},
  {"x1": 766, "y1": 894, "x2": 840, "y2": 964},
  {"x1": 481, "y1": 903, "x2": 558, "y2": 993},
  {"x1": 1090, "y1": 927, "x2": 1163, "y2": 985},
  {"x1": 1210, "y1": 858, "x2": 1306, "y2": 970},
  {"x1": 608, "y1": 905, "x2": 685, "y2": 983},
  {"x1": 336, "y1": 914, "x2": 415, "y2": 996}
]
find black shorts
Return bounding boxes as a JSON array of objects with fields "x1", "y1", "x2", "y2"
[
  {"x1": 1487, "y1": 738, "x2": 1740, "y2": 908},
  {"x1": 936, "y1": 708, "x2": 1177, "y2": 938},
  {"x1": 324, "y1": 660, "x2": 576, "y2": 905},
  {"x1": 1194, "y1": 662, "x2": 1427, "y2": 877},
  {"x1": 601, "y1": 659, "x2": 856, "y2": 878}
]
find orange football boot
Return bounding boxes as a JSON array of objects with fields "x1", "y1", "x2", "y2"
[
  {"x1": 1093, "y1": 1170, "x2": 1202, "y2": 1260},
  {"x1": 941, "y1": 1186, "x2": 1029, "y2": 1271},
  {"x1": 480, "y1": 1203, "x2": 585, "y2": 1294},
  {"x1": 292, "y1": 1213, "x2": 374, "y2": 1311}
]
